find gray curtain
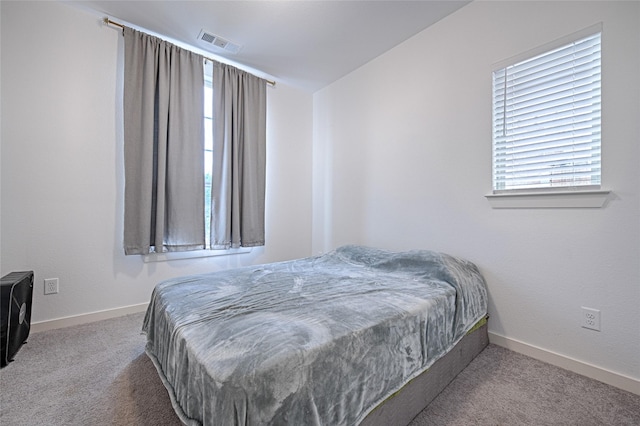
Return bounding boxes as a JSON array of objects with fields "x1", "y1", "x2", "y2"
[
  {"x1": 123, "y1": 27, "x2": 205, "y2": 255},
  {"x1": 210, "y1": 62, "x2": 267, "y2": 249}
]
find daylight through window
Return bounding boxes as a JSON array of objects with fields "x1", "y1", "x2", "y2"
[{"x1": 204, "y1": 69, "x2": 213, "y2": 248}]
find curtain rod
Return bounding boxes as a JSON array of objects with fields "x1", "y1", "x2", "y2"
[{"x1": 103, "y1": 18, "x2": 276, "y2": 87}]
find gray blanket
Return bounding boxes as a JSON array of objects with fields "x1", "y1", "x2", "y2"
[{"x1": 142, "y1": 245, "x2": 488, "y2": 425}]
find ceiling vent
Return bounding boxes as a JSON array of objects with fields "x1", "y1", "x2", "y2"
[{"x1": 197, "y1": 29, "x2": 242, "y2": 54}]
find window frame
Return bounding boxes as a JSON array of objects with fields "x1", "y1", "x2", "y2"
[{"x1": 486, "y1": 23, "x2": 610, "y2": 208}]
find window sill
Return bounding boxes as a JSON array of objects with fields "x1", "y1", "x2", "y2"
[
  {"x1": 143, "y1": 247, "x2": 252, "y2": 263},
  {"x1": 485, "y1": 189, "x2": 611, "y2": 209}
]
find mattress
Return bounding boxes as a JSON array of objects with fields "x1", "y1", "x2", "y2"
[{"x1": 142, "y1": 245, "x2": 488, "y2": 425}]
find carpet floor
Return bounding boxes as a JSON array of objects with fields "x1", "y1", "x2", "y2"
[{"x1": 0, "y1": 312, "x2": 638, "y2": 425}]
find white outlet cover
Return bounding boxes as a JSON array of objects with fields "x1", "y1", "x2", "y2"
[
  {"x1": 581, "y1": 306, "x2": 600, "y2": 331},
  {"x1": 44, "y1": 278, "x2": 59, "y2": 295}
]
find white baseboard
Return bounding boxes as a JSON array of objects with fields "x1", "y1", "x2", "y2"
[
  {"x1": 489, "y1": 332, "x2": 640, "y2": 396},
  {"x1": 31, "y1": 303, "x2": 149, "y2": 333}
]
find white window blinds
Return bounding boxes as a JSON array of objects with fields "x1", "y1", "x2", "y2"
[{"x1": 492, "y1": 30, "x2": 601, "y2": 192}]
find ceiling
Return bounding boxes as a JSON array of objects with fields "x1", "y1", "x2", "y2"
[{"x1": 69, "y1": 1, "x2": 471, "y2": 93}]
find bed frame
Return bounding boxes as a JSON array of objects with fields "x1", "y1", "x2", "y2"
[{"x1": 362, "y1": 318, "x2": 489, "y2": 426}]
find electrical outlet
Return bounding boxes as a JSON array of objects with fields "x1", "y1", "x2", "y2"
[
  {"x1": 581, "y1": 307, "x2": 600, "y2": 331},
  {"x1": 44, "y1": 278, "x2": 59, "y2": 295}
]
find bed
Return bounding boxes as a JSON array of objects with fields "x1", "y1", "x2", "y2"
[{"x1": 142, "y1": 245, "x2": 488, "y2": 425}]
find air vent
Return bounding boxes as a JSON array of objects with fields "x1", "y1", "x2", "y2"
[
  {"x1": 200, "y1": 32, "x2": 215, "y2": 43},
  {"x1": 197, "y1": 29, "x2": 242, "y2": 54}
]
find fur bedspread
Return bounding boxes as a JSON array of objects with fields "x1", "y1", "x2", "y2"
[{"x1": 142, "y1": 245, "x2": 488, "y2": 425}]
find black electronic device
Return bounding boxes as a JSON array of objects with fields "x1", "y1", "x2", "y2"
[{"x1": 1, "y1": 271, "x2": 34, "y2": 367}]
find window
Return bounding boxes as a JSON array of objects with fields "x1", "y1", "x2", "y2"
[
  {"x1": 492, "y1": 27, "x2": 602, "y2": 193},
  {"x1": 204, "y1": 67, "x2": 213, "y2": 249},
  {"x1": 123, "y1": 27, "x2": 266, "y2": 257}
]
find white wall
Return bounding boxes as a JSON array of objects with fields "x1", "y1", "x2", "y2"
[
  {"x1": 313, "y1": 0, "x2": 640, "y2": 385},
  {"x1": 0, "y1": 1, "x2": 313, "y2": 324}
]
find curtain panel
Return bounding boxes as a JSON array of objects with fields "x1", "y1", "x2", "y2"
[
  {"x1": 123, "y1": 27, "x2": 205, "y2": 255},
  {"x1": 210, "y1": 62, "x2": 267, "y2": 249}
]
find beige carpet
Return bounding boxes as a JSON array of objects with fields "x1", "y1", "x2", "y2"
[{"x1": 0, "y1": 312, "x2": 638, "y2": 425}]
